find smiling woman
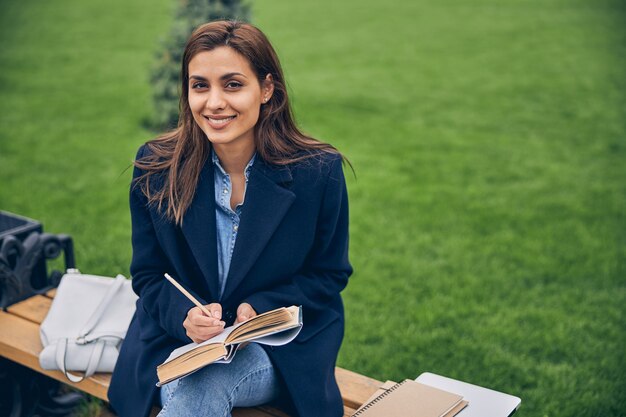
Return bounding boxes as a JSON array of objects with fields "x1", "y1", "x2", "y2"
[{"x1": 107, "y1": 20, "x2": 352, "y2": 417}]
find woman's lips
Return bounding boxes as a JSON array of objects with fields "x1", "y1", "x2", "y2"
[{"x1": 204, "y1": 115, "x2": 236, "y2": 129}]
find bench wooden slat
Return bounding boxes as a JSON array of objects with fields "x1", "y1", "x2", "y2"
[
  {"x1": 0, "y1": 310, "x2": 111, "y2": 400},
  {"x1": 240, "y1": 403, "x2": 358, "y2": 416},
  {"x1": 343, "y1": 405, "x2": 358, "y2": 417},
  {"x1": 251, "y1": 405, "x2": 291, "y2": 417},
  {"x1": 336, "y1": 367, "x2": 381, "y2": 409},
  {"x1": 6, "y1": 295, "x2": 52, "y2": 324},
  {"x1": 234, "y1": 407, "x2": 287, "y2": 417}
]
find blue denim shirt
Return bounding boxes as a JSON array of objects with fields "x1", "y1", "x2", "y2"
[{"x1": 212, "y1": 150, "x2": 256, "y2": 300}]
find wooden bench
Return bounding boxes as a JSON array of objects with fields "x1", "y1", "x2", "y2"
[{"x1": 0, "y1": 291, "x2": 382, "y2": 416}]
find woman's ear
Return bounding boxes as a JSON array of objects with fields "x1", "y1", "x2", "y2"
[{"x1": 262, "y1": 74, "x2": 274, "y2": 103}]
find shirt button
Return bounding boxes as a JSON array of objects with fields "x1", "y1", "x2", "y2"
[
  {"x1": 233, "y1": 225, "x2": 238, "y2": 231},
  {"x1": 223, "y1": 189, "x2": 228, "y2": 194}
]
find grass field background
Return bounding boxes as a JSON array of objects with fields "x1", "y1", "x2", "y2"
[{"x1": 1, "y1": 0, "x2": 624, "y2": 416}]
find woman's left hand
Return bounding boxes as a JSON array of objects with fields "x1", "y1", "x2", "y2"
[{"x1": 235, "y1": 302, "x2": 257, "y2": 324}]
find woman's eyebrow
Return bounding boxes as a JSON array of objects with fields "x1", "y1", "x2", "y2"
[
  {"x1": 220, "y1": 72, "x2": 247, "y2": 80},
  {"x1": 189, "y1": 73, "x2": 247, "y2": 81}
]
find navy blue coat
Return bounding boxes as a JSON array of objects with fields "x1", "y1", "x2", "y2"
[{"x1": 108, "y1": 144, "x2": 352, "y2": 417}]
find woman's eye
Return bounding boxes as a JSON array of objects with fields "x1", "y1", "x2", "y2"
[
  {"x1": 225, "y1": 81, "x2": 243, "y2": 89},
  {"x1": 191, "y1": 82, "x2": 207, "y2": 89}
]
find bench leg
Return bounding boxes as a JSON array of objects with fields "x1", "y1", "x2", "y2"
[{"x1": 0, "y1": 358, "x2": 85, "y2": 416}]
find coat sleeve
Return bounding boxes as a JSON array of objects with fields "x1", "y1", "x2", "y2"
[
  {"x1": 128, "y1": 145, "x2": 200, "y2": 343},
  {"x1": 243, "y1": 155, "x2": 352, "y2": 314}
]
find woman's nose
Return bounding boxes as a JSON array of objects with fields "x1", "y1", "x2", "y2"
[{"x1": 205, "y1": 90, "x2": 226, "y2": 110}]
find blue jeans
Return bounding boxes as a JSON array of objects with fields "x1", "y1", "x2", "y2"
[{"x1": 158, "y1": 343, "x2": 281, "y2": 417}]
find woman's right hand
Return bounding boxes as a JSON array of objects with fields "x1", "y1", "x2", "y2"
[{"x1": 183, "y1": 303, "x2": 225, "y2": 343}]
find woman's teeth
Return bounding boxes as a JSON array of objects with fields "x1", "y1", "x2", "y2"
[{"x1": 207, "y1": 116, "x2": 235, "y2": 124}]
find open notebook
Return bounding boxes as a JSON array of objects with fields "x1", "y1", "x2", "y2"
[{"x1": 156, "y1": 306, "x2": 302, "y2": 386}]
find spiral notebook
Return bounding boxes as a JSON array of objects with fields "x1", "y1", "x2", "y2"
[{"x1": 352, "y1": 379, "x2": 468, "y2": 417}]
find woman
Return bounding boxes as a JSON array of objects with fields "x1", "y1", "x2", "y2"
[{"x1": 108, "y1": 20, "x2": 352, "y2": 417}]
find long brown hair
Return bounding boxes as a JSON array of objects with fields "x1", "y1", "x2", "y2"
[{"x1": 135, "y1": 20, "x2": 345, "y2": 225}]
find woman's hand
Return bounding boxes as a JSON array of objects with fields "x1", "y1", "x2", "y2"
[
  {"x1": 235, "y1": 302, "x2": 257, "y2": 324},
  {"x1": 183, "y1": 303, "x2": 225, "y2": 343}
]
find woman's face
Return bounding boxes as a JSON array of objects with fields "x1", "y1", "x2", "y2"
[{"x1": 187, "y1": 46, "x2": 273, "y2": 153}]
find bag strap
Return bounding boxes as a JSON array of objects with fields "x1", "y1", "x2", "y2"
[
  {"x1": 84, "y1": 339, "x2": 107, "y2": 377},
  {"x1": 78, "y1": 274, "x2": 126, "y2": 340},
  {"x1": 54, "y1": 338, "x2": 107, "y2": 383}
]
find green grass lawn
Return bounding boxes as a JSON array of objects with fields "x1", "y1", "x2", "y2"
[{"x1": 1, "y1": 0, "x2": 624, "y2": 416}]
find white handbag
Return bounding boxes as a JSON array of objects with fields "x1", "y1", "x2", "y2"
[{"x1": 39, "y1": 270, "x2": 138, "y2": 382}]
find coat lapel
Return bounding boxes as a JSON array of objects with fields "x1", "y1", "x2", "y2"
[
  {"x1": 221, "y1": 158, "x2": 295, "y2": 301},
  {"x1": 181, "y1": 158, "x2": 221, "y2": 299}
]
